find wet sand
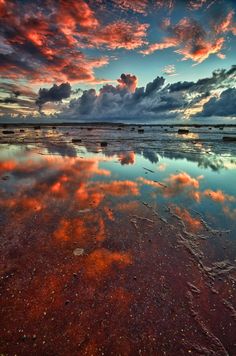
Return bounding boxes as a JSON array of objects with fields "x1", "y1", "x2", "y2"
[{"x1": 0, "y1": 125, "x2": 236, "y2": 355}]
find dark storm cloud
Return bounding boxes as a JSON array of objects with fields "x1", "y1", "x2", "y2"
[
  {"x1": 199, "y1": 88, "x2": 236, "y2": 117},
  {"x1": 0, "y1": 83, "x2": 37, "y2": 110},
  {"x1": 0, "y1": 89, "x2": 19, "y2": 104},
  {"x1": 69, "y1": 89, "x2": 97, "y2": 115},
  {"x1": 58, "y1": 66, "x2": 235, "y2": 121},
  {"x1": 169, "y1": 65, "x2": 236, "y2": 93},
  {"x1": 59, "y1": 73, "x2": 184, "y2": 121},
  {"x1": 0, "y1": 97, "x2": 18, "y2": 104},
  {"x1": 1, "y1": 66, "x2": 235, "y2": 121},
  {"x1": 36, "y1": 83, "x2": 72, "y2": 111},
  {"x1": 145, "y1": 76, "x2": 165, "y2": 96},
  {"x1": 0, "y1": 82, "x2": 37, "y2": 99},
  {"x1": 168, "y1": 81, "x2": 195, "y2": 92}
]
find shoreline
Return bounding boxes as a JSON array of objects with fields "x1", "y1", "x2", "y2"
[{"x1": 1, "y1": 122, "x2": 236, "y2": 128}]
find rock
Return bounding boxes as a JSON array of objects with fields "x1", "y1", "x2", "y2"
[
  {"x1": 178, "y1": 129, "x2": 189, "y2": 134},
  {"x1": 2, "y1": 130, "x2": 14, "y2": 134},
  {"x1": 72, "y1": 138, "x2": 81, "y2": 143},
  {"x1": 1, "y1": 175, "x2": 9, "y2": 180},
  {"x1": 223, "y1": 136, "x2": 236, "y2": 141},
  {"x1": 138, "y1": 129, "x2": 144, "y2": 133},
  {"x1": 34, "y1": 126, "x2": 41, "y2": 130},
  {"x1": 73, "y1": 248, "x2": 84, "y2": 256},
  {"x1": 100, "y1": 141, "x2": 108, "y2": 147},
  {"x1": 20, "y1": 129, "x2": 25, "y2": 133}
]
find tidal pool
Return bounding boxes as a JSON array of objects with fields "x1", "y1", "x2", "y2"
[{"x1": 0, "y1": 125, "x2": 236, "y2": 355}]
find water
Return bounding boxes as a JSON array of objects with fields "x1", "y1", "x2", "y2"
[{"x1": 0, "y1": 125, "x2": 236, "y2": 355}]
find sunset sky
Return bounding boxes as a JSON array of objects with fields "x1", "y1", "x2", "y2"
[{"x1": 0, "y1": 0, "x2": 236, "y2": 122}]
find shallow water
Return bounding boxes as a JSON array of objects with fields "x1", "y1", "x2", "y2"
[{"x1": 0, "y1": 125, "x2": 236, "y2": 355}]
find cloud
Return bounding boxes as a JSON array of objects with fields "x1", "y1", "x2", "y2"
[
  {"x1": 169, "y1": 66, "x2": 236, "y2": 93},
  {"x1": 163, "y1": 64, "x2": 177, "y2": 76},
  {"x1": 0, "y1": 82, "x2": 38, "y2": 115},
  {"x1": 60, "y1": 73, "x2": 174, "y2": 120},
  {"x1": 0, "y1": 82, "x2": 36, "y2": 99},
  {"x1": 140, "y1": 40, "x2": 177, "y2": 55},
  {"x1": 91, "y1": 21, "x2": 149, "y2": 50},
  {"x1": 145, "y1": 76, "x2": 165, "y2": 95},
  {"x1": 188, "y1": 0, "x2": 208, "y2": 10},
  {"x1": 176, "y1": 36, "x2": 224, "y2": 63},
  {"x1": 0, "y1": 0, "x2": 148, "y2": 87},
  {"x1": 0, "y1": 90, "x2": 19, "y2": 104},
  {"x1": 141, "y1": 10, "x2": 236, "y2": 63},
  {"x1": 199, "y1": 88, "x2": 236, "y2": 116},
  {"x1": 155, "y1": 0, "x2": 174, "y2": 10},
  {"x1": 213, "y1": 9, "x2": 236, "y2": 34},
  {"x1": 32, "y1": 65, "x2": 234, "y2": 121},
  {"x1": 117, "y1": 73, "x2": 138, "y2": 93},
  {"x1": 113, "y1": 0, "x2": 148, "y2": 14},
  {"x1": 1, "y1": 65, "x2": 235, "y2": 120},
  {"x1": 113, "y1": 0, "x2": 178, "y2": 14},
  {"x1": 0, "y1": 0, "x2": 109, "y2": 84},
  {"x1": 36, "y1": 83, "x2": 72, "y2": 111}
]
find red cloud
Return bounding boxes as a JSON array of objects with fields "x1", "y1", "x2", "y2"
[
  {"x1": 114, "y1": 0, "x2": 148, "y2": 14},
  {"x1": 188, "y1": 0, "x2": 207, "y2": 10},
  {"x1": 58, "y1": 0, "x2": 99, "y2": 33},
  {"x1": 141, "y1": 13, "x2": 235, "y2": 63},
  {"x1": 176, "y1": 37, "x2": 224, "y2": 63},
  {"x1": 140, "y1": 39, "x2": 177, "y2": 55},
  {"x1": 92, "y1": 21, "x2": 149, "y2": 50},
  {"x1": 214, "y1": 10, "x2": 235, "y2": 34},
  {"x1": 117, "y1": 74, "x2": 138, "y2": 93},
  {"x1": 0, "y1": 1, "x2": 148, "y2": 85}
]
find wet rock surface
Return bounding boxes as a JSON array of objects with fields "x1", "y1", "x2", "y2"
[{"x1": 0, "y1": 124, "x2": 236, "y2": 355}]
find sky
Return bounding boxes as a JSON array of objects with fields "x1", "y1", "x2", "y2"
[{"x1": 0, "y1": 0, "x2": 236, "y2": 122}]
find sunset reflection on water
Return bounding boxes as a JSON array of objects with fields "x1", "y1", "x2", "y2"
[{"x1": 1, "y1": 126, "x2": 236, "y2": 355}]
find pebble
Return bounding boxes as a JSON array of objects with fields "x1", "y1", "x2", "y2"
[{"x1": 73, "y1": 248, "x2": 84, "y2": 256}]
